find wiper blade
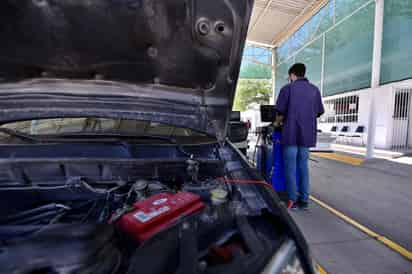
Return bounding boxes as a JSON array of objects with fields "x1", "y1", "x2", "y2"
[
  {"x1": 30, "y1": 132, "x2": 193, "y2": 157},
  {"x1": 0, "y1": 127, "x2": 40, "y2": 143},
  {"x1": 48, "y1": 132, "x2": 173, "y2": 141},
  {"x1": 0, "y1": 129, "x2": 129, "y2": 149},
  {"x1": 35, "y1": 132, "x2": 193, "y2": 157}
]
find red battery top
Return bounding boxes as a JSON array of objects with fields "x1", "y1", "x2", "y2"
[{"x1": 117, "y1": 192, "x2": 205, "y2": 242}]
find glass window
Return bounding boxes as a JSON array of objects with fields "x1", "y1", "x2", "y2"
[
  {"x1": 240, "y1": 45, "x2": 272, "y2": 79},
  {"x1": 323, "y1": 3, "x2": 375, "y2": 96},
  {"x1": 277, "y1": 37, "x2": 295, "y2": 63},
  {"x1": 1, "y1": 118, "x2": 207, "y2": 137},
  {"x1": 295, "y1": 37, "x2": 323, "y2": 87},
  {"x1": 315, "y1": 2, "x2": 335, "y2": 35},
  {"x1": 242, "y1": 46, "x2": 272, "y2": 64},
  {"x1": 335, "y1": 0, "x2": 371, "y2": 22},
  {"x1": 239, "y1": 63, "x2": 271, "y2": 79},
  {"x1": 277, "y1": 1, "x2": 334, "y2": 64},
  {"x1": 293, "y1": 20, "x2": 317, "y2": 52},
  {"x1": 381, "y1": 0, "x2": 412, "y2": 84},
  {"x1": 275, "y1": 58, "x2": 295, "y2": 99},
  {"x1": 299, "y1": 1, "x2": 335, "y2": 42}
]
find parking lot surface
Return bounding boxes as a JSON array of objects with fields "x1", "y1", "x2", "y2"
[{"x1": 290, "y1": 154, "x2": 412, "y2": 274}]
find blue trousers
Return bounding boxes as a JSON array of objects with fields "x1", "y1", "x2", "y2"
[{"x1": 283, "y1": 146, "x2": 310, "y2": 203}]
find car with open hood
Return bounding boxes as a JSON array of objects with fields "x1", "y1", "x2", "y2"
[{"x1": 0, "y1": 1, "x2": 321, "y2": 274}]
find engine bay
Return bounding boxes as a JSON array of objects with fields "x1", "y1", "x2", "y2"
[{"x1": 0, "y1": 158, "x2": 290, "y2": 274}]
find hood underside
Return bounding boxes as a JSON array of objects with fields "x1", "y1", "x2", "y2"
[{"x1": 0, "y1": 0, "x2": 254, "y2": 140}]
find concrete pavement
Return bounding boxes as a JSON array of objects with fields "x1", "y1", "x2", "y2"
[
  {"x1": 291, "y1": 203, "x2": 411, "y2": 274},
  {"x1": 289, "y1": 154, "x2": 412, "y2": 273},
  {"x1": 308, "y1": 156, "x2": 412, "y2": 251}
]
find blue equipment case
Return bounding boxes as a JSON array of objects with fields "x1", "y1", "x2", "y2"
[
  {"x1": 271, "y1": 130, "x2": 286, "y2": 192},
  {"x1": 256, "y1": 128, "x2": 298, "y2": 201}
]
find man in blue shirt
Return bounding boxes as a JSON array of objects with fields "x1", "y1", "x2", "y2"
[{"x1": 276, "y1": 63, "x2": 324, "y2": 210}]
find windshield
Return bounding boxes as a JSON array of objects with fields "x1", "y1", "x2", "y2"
[{"x1": 0, "y1": 118, "x2": 213, "y2": 142}]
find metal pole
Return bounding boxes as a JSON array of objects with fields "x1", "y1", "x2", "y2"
[
  {"x1": 271, "y1": 47, "x2": 278, "y2": 104},
  {"x1": 366, "y1": 0, "x2": 384, "y2": 159},
  {"x1": 320, "y1": 34, "x2": 326, "y2": 96}
]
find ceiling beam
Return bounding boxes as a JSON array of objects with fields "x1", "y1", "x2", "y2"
[
  {"x1": 246, "y1": 39, "x2": 275, "y2": 49},
  {"x1": 253, "y1": 2, "x2": 303, "y2": 15}
]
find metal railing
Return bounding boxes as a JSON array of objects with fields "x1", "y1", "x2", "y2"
[{"x1": 391, "y1": 88, "x2": 412, "y2": 151}]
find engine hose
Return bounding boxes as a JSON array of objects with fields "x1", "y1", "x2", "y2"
[
  {"x1": 80, "y1": 180, "x2": 121, "y2": 194},
  {"x1": 0, "y1": 204, "x2": 70, "y2": 224},
  {"x1": 7, "y1": 210, "x2": 67, "y2": 225},
  {"x1": 0, "y1": 225, "x2": 44, "y2": 241},
  {"x1": 81, "y1": 200, "x2": 99, "y2": 223}
]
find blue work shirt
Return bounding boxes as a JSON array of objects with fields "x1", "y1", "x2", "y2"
[{"x1": 276, "y1": 78, "x2": 324, "y2": 147}]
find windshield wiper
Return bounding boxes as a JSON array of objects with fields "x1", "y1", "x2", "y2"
[
  {"x1": 0, "y1": 129, "x2": 193, "y2": 157},
  {"x1": 0, "y1": 128, "x2": 40, "y2": 143},
  {"x1": 37, "y1": 132, "x2": 193, "y2": 157}
]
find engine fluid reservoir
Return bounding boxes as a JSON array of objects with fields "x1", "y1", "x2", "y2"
[{"x1": 117, "y1": 192, "x2": 205, "y2": 242}]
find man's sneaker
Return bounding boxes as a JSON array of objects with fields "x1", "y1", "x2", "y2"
[
  {"x1": 287, "y1": 200, "x2": 299, "y2": 210},
  {"x1": 299, "y1": 201, "x2": 309, "y2": 210}
]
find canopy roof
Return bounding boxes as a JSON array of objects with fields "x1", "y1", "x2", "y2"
[{"x1": 247, "y1": 0, "x2": 328, "y2": 47}]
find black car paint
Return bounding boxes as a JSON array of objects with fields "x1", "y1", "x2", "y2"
[
  {"x1": 0, "y1": 0, "x2": 253, "y2": 140},
  {"x1": 0, "y1": 0, "x2": 318, "y2": 272}
]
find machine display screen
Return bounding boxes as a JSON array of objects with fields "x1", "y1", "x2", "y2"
[{"x1": 260, "y1": 105, "x2": 276, "y2": 122}]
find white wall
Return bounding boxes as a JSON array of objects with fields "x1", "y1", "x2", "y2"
[
  {"x1": 242, "y1": 78, "x2": 412, "y2": 150},
  {"x1": 319, "y1": 79, "x2": 412, "y2": 149},
  {"x1": 319, "y1": 89, "x2": 366, "y2": 137},
  {"x1": 241, "y1": 105, "x2": 261, "y2": 133}
]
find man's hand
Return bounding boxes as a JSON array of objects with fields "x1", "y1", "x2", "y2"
[{"x1": 274, "y1": 115, "x2": 284, "y2": 127}]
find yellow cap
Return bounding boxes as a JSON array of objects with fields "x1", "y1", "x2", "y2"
[{"x1": 210, "y1": 188, "x2": 228, "y2": 204}]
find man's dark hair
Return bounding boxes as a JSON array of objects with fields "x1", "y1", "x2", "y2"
[{"x1": 288, "y1": 63, "x2": 306, "y2": 77}]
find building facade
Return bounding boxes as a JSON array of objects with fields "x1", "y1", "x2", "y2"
[{"x1": 272, "y1": 0, "x2": 412, "y2": 150}]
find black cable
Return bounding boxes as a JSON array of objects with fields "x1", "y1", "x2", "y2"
[
  {"x1": 0, "y1": 204, "x2": 70, "y2": 225},
  {"x1": 81, "y1": 200, "x2": 99, "y2": 223}
]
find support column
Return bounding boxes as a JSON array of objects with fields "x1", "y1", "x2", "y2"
[
  {"x1": 270, "y1": 47, "x2": 278, "y2": 104},
  {"x1": 320, "y1": 34, "x2": 326, "y2": 96},
  {"x1": 366, "y1": 0, "x2": 384, "y2": 159}
]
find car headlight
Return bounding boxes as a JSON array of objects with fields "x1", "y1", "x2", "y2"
[{"x1": 261, "y1": 239, "x2": 319, "y2": 274}]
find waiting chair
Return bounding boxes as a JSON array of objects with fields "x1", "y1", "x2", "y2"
[
  {"x1": 337, "y1": 126, "x2": 349, "y2": 143},
  {"x1": 347, "y1": 126, "x2": 365, "y2": 145},
  {"x1": 330, "y1": 126, "x2": 338, "y2": 137}
]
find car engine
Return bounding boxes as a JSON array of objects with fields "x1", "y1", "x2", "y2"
[{"x1": 0, "y1": 158, "x2": 287, "y2": 274}]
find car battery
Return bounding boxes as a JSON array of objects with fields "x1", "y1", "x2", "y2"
[{"x1": 117, "y1": 192, "x2": 205, "y2": 242}]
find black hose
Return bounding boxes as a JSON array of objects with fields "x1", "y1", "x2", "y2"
[
  {"x1": 0, "y1": 225, "x2": 43, "y2": 241},
  {"x1": 7, "y1": 210, "x2": 66, "y2": 225},
  {"x1": 81, "y1": 200, "x2": 99, "y2": 223},
  {"x1": 0, "y1": 204, "x2": 69, "y2": 225}
]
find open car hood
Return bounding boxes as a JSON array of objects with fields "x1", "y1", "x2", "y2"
[{"x1": 0, "y1": 0, "x2": 253, "y2": 141}]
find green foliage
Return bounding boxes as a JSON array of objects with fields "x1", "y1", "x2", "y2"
[
  {"x1": 239, "y1": 63, "x2": 271, "y2": 79},
  {"x1": 233, "y1": 79, "x2": 271, "y2": 111}
]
